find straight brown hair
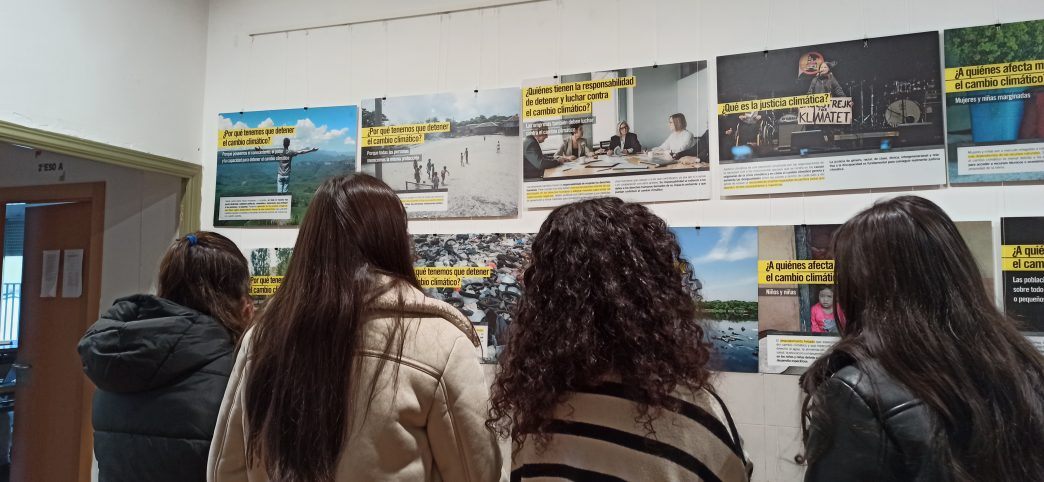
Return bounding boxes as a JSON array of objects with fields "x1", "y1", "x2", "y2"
[
  {"x1": 244, "y1": 174, "x2": 420, "y2": 482},
  {"x1": 800, "y1": 196, "x2": 1044, "y2": 480},
  {"x1": 157, "y1": 231, "x2": 250, "y2": 339}
]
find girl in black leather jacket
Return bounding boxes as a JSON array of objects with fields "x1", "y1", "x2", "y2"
[{"x1": 799, "y1": 196, "x2": 1044, "y2": 482}]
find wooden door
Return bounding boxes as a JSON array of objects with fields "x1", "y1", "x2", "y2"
[{"x1": 11, "y1": 202, "x2": 93, "y2": 482}]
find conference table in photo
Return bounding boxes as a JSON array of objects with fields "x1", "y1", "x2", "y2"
[{"x1": 541, "y1": 153, "x2": 709, "y2": 178}]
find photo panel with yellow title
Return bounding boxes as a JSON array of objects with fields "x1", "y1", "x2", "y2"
[
  {"x1": 1001, "y1": 217, "x2": 1044, "y2": 354},
  {"x1": 412, "y1": 233, "x2": 534, "y2": 363},
  {"x1": 215, "y1": 106, "x2": 358, "y2": 226},
  {"x1": 247, "y1": 247, "x2": 293, "y2": 307},
  {"x1": 673, "y1": 227, "x2": 759, "y2": 373},
  {"x1": 717, "y1": 33, "x2": 946, "y2": 196},
  {"x1": 361, "y1": 89, "x2": 521, "y2": 219},
  {"x1": 522, "y1": 61, "x2": 712, "y2": 209},
  {"x1": 945, "y1": 20, "x2": 1044, "y2": 183},
  {"x1": 759, "y1": 221, "x2": 994, "y2": 374}
]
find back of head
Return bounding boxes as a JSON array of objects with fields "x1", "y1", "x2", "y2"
[
  {"x1": 488, "y1": 197, "x2": 711, "y2": 448},
  {"x1": 244, "y1": 174, "x2": 419, "y2": 482},
  {"x1": 801, "y1": 195, "x2": 1044, "y2": 480},
  {"x1": 157, "y1": 231, "x2": 250, "y2": 338}
]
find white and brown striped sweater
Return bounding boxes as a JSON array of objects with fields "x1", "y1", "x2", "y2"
[{"x1": 511, "y1": 383, "x2": 753, "y2": 482}]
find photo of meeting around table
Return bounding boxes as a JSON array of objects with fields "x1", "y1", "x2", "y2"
[{"x1": 521, "y1": 61, "x2": 710, "y2": 181}]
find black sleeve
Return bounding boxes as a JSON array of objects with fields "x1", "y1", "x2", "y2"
[
  {"x1": 628, "y1": 133, "x2": 642, "y2": 153},
  {"x1": 804, "y1": 377, "x2": 891, "y2": 482},
  {"x1": 608, "y1": 135, "x2": 621, "y2": 151}
]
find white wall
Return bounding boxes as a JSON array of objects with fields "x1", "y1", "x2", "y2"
[
  {"x1": 199, "y1": 1, "x2": 1044, "y2": 480},
  {"x1": 0, "y1": 0, "x2": 210, "y2": 163},
  {"x1": 0, "y1": 144, "x2": 182, "y2": 312}
]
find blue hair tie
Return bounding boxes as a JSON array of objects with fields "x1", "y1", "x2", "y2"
[{"x1": 185, "y1": 234, "x2": 199, "y2": 246}]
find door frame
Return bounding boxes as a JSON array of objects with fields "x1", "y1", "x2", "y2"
[
  {"x1": 0, "y1": 119, "x2": 201, "y2": 235},
  {"x1": 0, "y1": 182, "x2": 105, "y2": 482}
]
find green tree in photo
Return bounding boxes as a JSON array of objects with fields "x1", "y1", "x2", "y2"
[
  {"x1": 251, "y1": 249, "x2": 271, "y2": 277},
  {"x1": 275, "y1": 248, "x2": 294, "y2": 276},
  {"x1": 947, "y1": 20, "x2": 1044, "y2": 66}
]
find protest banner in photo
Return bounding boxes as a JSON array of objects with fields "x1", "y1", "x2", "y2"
[
  {"x1": 215, "y1": 106, "x2": 358, "y2": 226},
  {"x1": 522, "y1": 61, "x2": 712, "y2": 208},
  {"x1": 717, "y1": 33, "x2": 946, "y2": 196}
]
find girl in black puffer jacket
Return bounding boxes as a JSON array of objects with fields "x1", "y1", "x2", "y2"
[{"x1": 78, "y1": 232, "x2": 252, "y2": 482}]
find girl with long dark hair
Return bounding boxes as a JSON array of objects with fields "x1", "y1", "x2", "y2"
[
  {"x1": 208, "y1": 174, "x2": 502, "y2": 482},
  {"x1": 79, "y1": 231, "x2": 253, "y2": 482},
  {"x1": 800, "y1": 196, "x2": 1044, "y2": 481},
  {"x1": 488, "y1": 197, "x2": 752, "y2": 481}
]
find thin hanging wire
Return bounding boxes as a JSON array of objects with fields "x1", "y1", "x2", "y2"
[
  {"x1": 383, "y1": 21, "x2": 390, "y2": 99},
  {"x1": 283, "y1": 32, "x2": 289, "y2": 105},
  {"x1": 304, "y1": 30, "x2": 311, "y2": 107}
]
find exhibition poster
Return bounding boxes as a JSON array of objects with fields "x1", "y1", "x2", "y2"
[
  {"x1": 412, "y1": 233, "x2": 534, "y2": 363},
  {"x1": 1001, "y1": 217, "x2": 1044, "y2": 354},
  {"x1": 758, "y1": 222, "x2": 994, "y2": 374},
  {"x1": 717, "y1": 32, "x2": 946, "y2": 196},
  {"x1": 247, "y1": 247, "x2": 294, "y2": 306},
  {"x1": 673, "y1": 227, "x2": 759, "y2": 373},
  {"x1": 215, "y1": 106, "x2": 359, "y2": 226},
  {"x1": 360, "y1": 89, "x2": 521, "y2": 219},
  {"x1": 521, "y1": 61, "x2": 712, "y2": 208},
  {"x1": 945, "y1": 20, "x2": 1044, "y2": 183}
]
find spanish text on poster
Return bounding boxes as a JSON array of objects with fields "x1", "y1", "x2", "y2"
[
  {"x1": 944, "y1": 20, "x2": 1044, "y2": 183},
  {"x1": 215, "y1": 106, "x2": 358, "y2": 226},
  {"x1": 413, "y1": 233, "x2": 533, "y2": 363},
  {"x1": 522, "y1": 61, "x2": 711, "y2": 208},
  {"x1": 1001, "y1": 217, "x2": 1044, "y2": 334},
  {"x1": 718, "y1": 32, "x2": 946, "y2": 196},
  {"x1": 361, "y1": 89, "x2": 521, "y2": 219}
]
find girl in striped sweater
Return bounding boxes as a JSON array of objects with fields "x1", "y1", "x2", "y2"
[{"x1": 487, "y1": 197, "x2": 753, "y2": 482}]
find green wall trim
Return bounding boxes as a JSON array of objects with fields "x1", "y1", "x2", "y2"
[{"x1": 0, "y1": 119, "x2": 202, "y2": 235}]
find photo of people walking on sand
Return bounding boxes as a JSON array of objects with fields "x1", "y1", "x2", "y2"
[
  {"x1": 361, "y1": 89, "x2": 521, "y2": 219},
  {"x1": 214, "y1": 106, "x2": 358, "y2": 227}
]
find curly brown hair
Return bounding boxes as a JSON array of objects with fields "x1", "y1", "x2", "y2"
[{"x1": 487, "y1": 197, "x2": 712, "y2": 450}]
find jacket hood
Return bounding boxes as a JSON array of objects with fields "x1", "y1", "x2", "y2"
[
  {"x1": 370, "y1": 279, "x2": 480, "y2": 347},
  {"x1": 78, "y1": 294, "x2": 235, "y2": 393}
]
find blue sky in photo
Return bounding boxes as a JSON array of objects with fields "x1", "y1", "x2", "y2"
[
  {"x1": 218, "y1": 105, "x2": 358, "y2": 153},
  {"x1": 673, "y1": 226, "x2": 758, "y2": 302},
  {"x1": 362, "y1": 88, "x2": 519, "y2": 125}
]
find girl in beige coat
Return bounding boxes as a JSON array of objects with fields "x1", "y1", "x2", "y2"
[{"x1": 207, "y1": 174, "x2": 503, "y2": 482}]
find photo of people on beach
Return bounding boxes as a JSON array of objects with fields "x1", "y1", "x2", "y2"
[{"x1": 361, "y1": 89, "x2": 521, "y2": 219}]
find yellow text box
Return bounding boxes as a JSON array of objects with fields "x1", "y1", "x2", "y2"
[
  {"x1": 945, "y1": 59, "x2": 1044, "y2": 93},
  {"x1": 415, "y1": 266, "x2": 495, "y2": 289},
  {"x1": 218, "y1": 126, "x2": 296, "y2": 148},
  {"x1": 718, "y1": 94, "x2": 831, "y2": 115},
  {"x1": 250, "y1": 275, "x2": 284, "y2": 297},
  {"x1": 361, "y1": 122, "x2": 452, "y2": 147},
  {"x1": 522, "y1": 76, "x2": 636, "y2": 120},
  {"x1": 758, "y1": 260, "x2": 835, "y2": 285},
  {"x1": 1002, "y1": 244, "x2": 1044, "y2": 271}
]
